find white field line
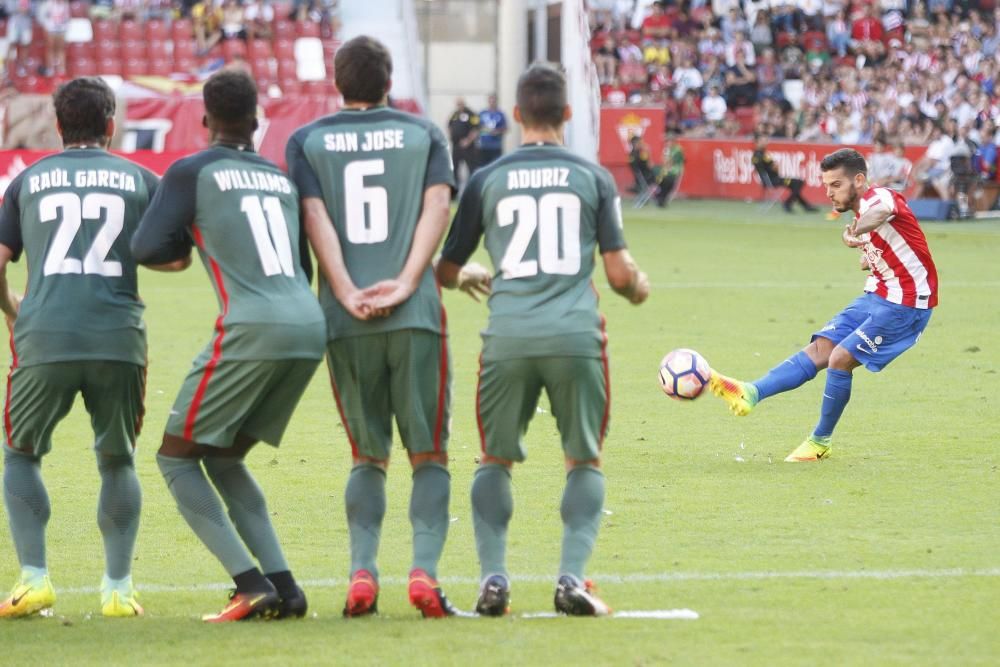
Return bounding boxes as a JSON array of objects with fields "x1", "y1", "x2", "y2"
[{"x1": 54, "y1": 567, "x2": 1000, "y2": 595}]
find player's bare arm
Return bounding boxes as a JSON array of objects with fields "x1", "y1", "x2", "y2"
[
  {"x1": 365, "y1": 183, "x2": 452, "y2": 310},
  {"x1": 850, "y1": 198, "x2": 894, "y2": 236},
  {"x1": 302, "y1": 196, "x2": 372, "y2": 320},
  {"x1": 0, "y1": 244, "x2": 20, "y2": 326},
  {"x1": 602, "y1": 248, "x2": 649, "y2": 305}
]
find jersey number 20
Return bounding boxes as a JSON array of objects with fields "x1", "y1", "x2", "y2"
[
  {"x1": 497, "y1": 193, "x2": 581, "y2": 278},
  {"x1": 40, "y1": 192, "x2": 125, "y2": 277}
]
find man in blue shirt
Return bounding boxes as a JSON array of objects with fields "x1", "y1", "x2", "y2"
[{"x1": 478, "y1": 94, "x2": 508, "y2": 166}]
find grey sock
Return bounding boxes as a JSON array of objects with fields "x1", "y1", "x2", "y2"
[
  {"x1": 471, "y1": 464, "x2": 513, "y2": 580},
  {"x1": 157, "y1": 454, "x2": 255, "y2": 576},
  {"x1": 2, "y1": 448, "x2": 49, "y2": 569},
  {"x1": 409, "y1": 463, "x2": 450, "y2": 579},
  {"x1": 559, "y1": 466, "x2": 605, "y2": 580},
  {"x1": 203, "y1": 456, "x2": 289, "y2": 575},
  {"x1": 96, "y1": 453, "x2": 142, "y2": 580},
  {"x1": 344, "y1": 464, "x2": 386, "y2": 578}
]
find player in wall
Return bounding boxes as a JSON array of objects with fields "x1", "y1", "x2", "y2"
[
  {"x1": 131, "y1": 70, "x2": 326, "y2": 622},
  {"x1": 429, "y1": 62, "x2": 650, "y2": 616},
  {"x1": 286, "y1": 35, "x2": 458, "y2": 618},
  {"x1": 0, "y1": 77, "x2": 158, "y2": 619},
  {"x1": 710, "y1": 148, "x2": 937, "y2": 462}
]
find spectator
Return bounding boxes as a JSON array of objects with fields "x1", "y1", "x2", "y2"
[
  {"x1": 755, "y1": 48, "x2": 785, "y2": 102},
  {"x1": 477, "y1": 93, "x2": 507, "y2": 167},
  {"x1": 851, "y1": 5, "x2": 885, "y2": 63},
  {"x1": 672, "y1": 55, "x2": 703, "y2": 99},
  {"x1": 244, "y1": 0, "x2": 275, "y2": 40},
  {"x1": 915, "y1": 124, "x2": 955, "y2": 199},
  {"x1": 641, "y1": 2, "x2": 671, "y2": 40},
  {"x1": 826, "y1": 8, "x2": 850, "y2": 58},
  {"x1": 702, "y1": 84, "x2": 728, "y2": 127},
  {"x1": 724, "y1": 30, "x2": 755, "y2": 67},
  {"x1": 719, "y1": 6, "x2": 748, "y2": 43},
  {"x1": 4, "y1": 0, "x2": 32, "y2": 77},
  {"x1": 868, "y1": 138, "x2": 899, "y2": 186},
  {"x1": 447, "y1": 97, "x2": 479, "y2": 197},
  {"x1": 595, "y1": 36, "x2": 620, "y2": 84},
  {"x1": 724, "y1": 49, "x2": 757, "y2": 107},
  {"x1": 37, "y1": 0, "x2": 69, "y2": 77},
  {"x1": 749, "y1": 10, "x2": 773, "y2": 53},
  {"x1": 678, "y1": 88, "x2": 703, "y2": 129}
]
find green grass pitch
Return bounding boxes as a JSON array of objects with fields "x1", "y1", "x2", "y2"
[{"x1": 1, "y1": 200, "x2": 997, "y2": 665}]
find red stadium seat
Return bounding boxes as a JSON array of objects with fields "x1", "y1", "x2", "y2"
[
  {"x1": 173, "y1": 38, "x2": 197, "y2": 59},
  {"x1": 802, "y1": 31, "x2": 827, "y2": 51},
  {"x1": 171, "y1": 18, "x2": 194, "y2": 42},
  {"x1": 148, "y1": 58, "x2": 173, "y2": 76},
  {"x1": 276, "y1": 57, "x2": 296, "y2": 80},
  {"x1": 69, "y1": 1, "x2": 87, "y2": 17},
  {"x1": 775, "y1": 32, "x2": 797, "y2": 49},
  {"x1": 68, "y1": 58, "x2": 97, "y2": 77},
  {"x1": 251, "y1": 56, "x2": 272, "y2": 79},
  {"x1": 120, "y1": 39, "x2": 144, "y2": 62},
  {"x1": 97, "y1": 56, "x2": 123, "y2": 76},
  {"x1": 279, "y1": 77, "x2": 301, "y2": 96},
  {"x1": 92, "y1": 19, "x2": 116, "y2": 44},
  {"x1": 222, "y1": 39, "x2": 247, "y2": 60},
  {"x1": 123, "y1": 56, "x2": 148, "y2": 77},
  {"x1": 174, "y1": 55, "x2": 196, "y2": 73},
  {"x1": 321, "y1": 38, "x2": 339, "y2": 58},
  {"x1": 273, "y1": 38, "x2": 294, "y2": 59},
  {"x1": 146, "y1": 38, "x2": 169, "y2": 60},
  {"x1": 302, "y1": 79, "x2": 326, "y2": 96},
  {"x1": 119, "y1": 20, "x2": 142, "y2": 41},
  {"x1": 145, "y1": 19, "x2": 169, "y2": 42},
  {"x1": 247, "y1": 39, "x2": 273, "y2": 58},
  {"x1": 67, "y1": 42, "x2": 93, "y2": 60},
  {"x1": 296, "y1": 20, "x2": 320, "y2": 38},
  {"x1": 273, "y1": 19, "x2": 296, "y2": 39},
  {"x1": 0, "y1": 20, "x2": 6, "y2": 36}
]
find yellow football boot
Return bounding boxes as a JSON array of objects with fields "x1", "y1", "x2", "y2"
[
  {"x1": 784, "y1": 438, "x2": 832, "y2": 462},
  {"x1": 102, "y1": 589, "x2": 144, "y2": 617},
  {"x1": 708, "y1": 371, "x2": 758, "y2": 416},
  {"x1": 0, "y1": 575, "x2": 56, "y2": 618}
]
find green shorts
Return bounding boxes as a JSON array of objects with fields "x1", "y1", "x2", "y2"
[
  {"x1": 3, "y1": 361, "x2": 146, "y2": 457},
  {"x1": 476, "y1": 354, "x2": 610, "y2": 463},
  {"x1": 166, "y1": 357, "x2": 320, "y2": 448},
  {"x1": 326, "y1": 329, "x2": 450, "y2": 461}
]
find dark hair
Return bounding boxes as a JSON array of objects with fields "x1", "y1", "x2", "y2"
[
  {"x1": 820, "y1": 148, "x2": 868, "y2": 176},
  {"x1": 335, "y1": 36, "x2": 392, "y2": 104},
  {"x1": 516, "y1": 62, "x2": 566, "y2": 129},
  {"x1": 52, "y1": 77, "x2": 116, "y2": 145},
  {"x1": 203, "y1": 70, "x2": 258, "y2": 125}
]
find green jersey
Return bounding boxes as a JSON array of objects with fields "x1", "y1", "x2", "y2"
[
  {"x1": 0, "y1": 148, "x2": 158, "y2": 367},
  {"x1": 440, "y1": 143, "x2": 626, "y2": 358},
  {"x1": 131, "y1": 145, "x2": 325, "y2": 360},
  {"x1": 286, "y1": 107, "x2": 455, "y2": 340}
]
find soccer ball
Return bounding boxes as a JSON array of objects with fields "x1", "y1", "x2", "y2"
[{"x1": 658, "y1": 348, "x2": 711, "y2": 400}]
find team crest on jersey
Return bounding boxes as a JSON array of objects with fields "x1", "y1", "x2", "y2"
[{"x1": 862, "y1": 244, "x2": 883, "y2": 268}]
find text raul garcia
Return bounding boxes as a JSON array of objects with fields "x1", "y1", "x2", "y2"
[{"x1": 29, "y1": 168, "x2": 138, "y2": 194}]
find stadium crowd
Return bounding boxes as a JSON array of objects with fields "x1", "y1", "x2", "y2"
[
  {"x1": 0, "y1": 0, "x2": 338, "y2": 89},
  {"x1": 591, "y1": 0, "x2": 1000, "y2": 183}
]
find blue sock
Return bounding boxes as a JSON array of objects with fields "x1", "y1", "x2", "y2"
[
  {"x1": 751, "y1": 350, "x2": 818, "y2": 401},
  {"x1": 812, "y1": 368, "x2": 853, "y2": 439}
]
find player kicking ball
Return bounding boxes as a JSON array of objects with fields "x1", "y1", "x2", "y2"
[
  {"x1": 131, "y1": 70, "x2": 326, "y2": 621},
  {"x1": 430, "y1": 63, "x2": 649, "y2": 616},
  {"x1": 710, "y1": 148, "x2": 937, "y2": 462}
]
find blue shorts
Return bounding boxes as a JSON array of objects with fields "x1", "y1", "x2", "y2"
[{"x1": 812, "y1": 293, "x2": 932, "y2": 372}]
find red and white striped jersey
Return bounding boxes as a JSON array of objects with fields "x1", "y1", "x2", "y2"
[{"x1": 857, "y1": 186, "x2": 938, "y2": 309}]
